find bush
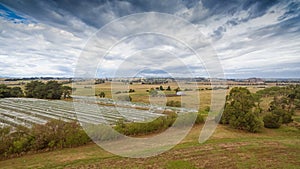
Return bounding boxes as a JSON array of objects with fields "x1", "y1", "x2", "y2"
[
  {"x1": 166, "y1": 100, "x2": 181, "y2": 107},
  {"x1": 98, "y1": 92, "x2": 105, "y2": 98},
  {"x1": 0, "y1": 120, "x2": 90, "y2": 159},
  {"x1": 263, "y1": 113, "x2": 281, "y2": 128},
  {"x1": 228, "y1": 111, "x2": 263, "y2": 132},
  {"x1": 84, "y1": 124, "x2": 120, "y2": 141},
  {"x1": 0, "y1": 85, "x2": 24, "y2": 98},
  {"x1": 115, "y1": 115, "x2": 176, "y2": 136},
  {"x1": 272, "y1": 108, "x2": 293, "y2": 124},
  {"x1": 195, "y1": 112, "x2": 205, "y2": 124},
  {"x1": 174, "y1": 112, "x2": 204, "y2": 127}
]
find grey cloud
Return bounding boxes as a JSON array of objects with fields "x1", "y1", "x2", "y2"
[{"x1": 0, "y1": 0, "x2": 299, "y2": 78}]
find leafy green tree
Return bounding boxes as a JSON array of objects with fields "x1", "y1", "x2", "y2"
[
  {"x1": 25, "y1": 81, "x2": 45, "y2": 98},
  {"x1": 272, "y1": 108, "x2": 293, "y2": 124},
  {"x1": 61, "y1": 86, "x2": 72, "y2": 99},
  {"x1": 159, "y1": 85, "x2": 164, "y2": 91},
  {"x1": 99, "y1": 92, "x2": 105, "y2": 98},
  {"x1": 0, "y1": 84, "x2": 12, "y2": 98},
  {"x1": 0, "y1": 85, "x2": 24, "y2": 98},
  {"x1": 25, "y1": 81, "x2": 66, "y2": 99},
  {"x1": 129, "y1": 89, "x2": 135, "y2": 93},
  {"x1": 166, "y1": 86, "x2": 171, "y2": 91},
  {"x1": 44, "y1": 81, "x2": 63, "y2": 99},
  {"x1": 221, "y1": 87, "x2": 262, "y2": 132},
  {"x1": 263, "y1": 113, "x2": 281, "y2": 128},
  {"x1": 9, "y1": 87, "x2": 24, "y2": 97}
]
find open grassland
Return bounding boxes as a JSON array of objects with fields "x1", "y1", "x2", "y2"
[
  {"x1": 1, "y1": 82, "x2": 299, "y2": 168},
  {"x1": 77, "y1": 82, "x2": 265, "y2": 109},
  {"x1": 0, "y1": 124, "x2": 299, "y2": 169}
]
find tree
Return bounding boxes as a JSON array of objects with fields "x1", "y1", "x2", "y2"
[
  {"x1": 159, "y1": 86, "x2": 164, "y2": 91},
  {"x1": 99, "y1": 92, "x2": 105, "y2": 98},
  {"x1": 129, "y1": 89, "x2": 135, "y2": 93},
  {"x1": 166, "y1": 86, "x2": 171, "y2": 91},
  {"x1": 263, "y1": 113, "x2": 281, "y2": 128},
  {"x1": 10, "y1": 87, "x2": 24, "y2": 97},
  {"x1": 62, "y1": 86, "x2": 72, "y2": 99},
  {"x1": 44, "y1": 81, "x2": 63, "y2": 99},
  {"x1": 0, "y1": 84, "x2": 12, "y2": 98},
  {"x1": 174, "y1": 87, "x2": 181, "y2": 93},
  {"x1": 25, "y1": 81, "x2": 64, "y2": 99},
  {"x1": 0, "y1": 85, "x2": 24, "y2": 98},
  {"x1": 25, "y1": 81, "x2": 45, "y2": 98},
  {"x1": 221, "y1": 87, "x2": 262, "y2": 132},
  {"x1": 272, "y1": 108, "x2": 293, "y2": 124}
]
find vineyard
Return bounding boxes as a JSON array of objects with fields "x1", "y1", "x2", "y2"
[{"x1": 0, "y1": 97, "x2": 175, "y2": 128}]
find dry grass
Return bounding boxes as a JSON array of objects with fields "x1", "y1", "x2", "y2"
[{"x1": 0, "y1": 124, "x2": 299, "y2": 169}]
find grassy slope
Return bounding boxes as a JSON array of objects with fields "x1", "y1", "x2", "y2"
[{"x1": 0, "y1": 124, "x2": 299, "y2": 169}]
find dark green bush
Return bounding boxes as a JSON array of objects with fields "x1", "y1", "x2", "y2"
[
  {"x1": 0, "y1": 120, "x2": 90, "y2": 159},
  {"x1": 263, "y1": 113, "x2": 281, "y2": 128},
  {"x1": 271, "y1": 108, "x2": 293, "y2": 124},
  {"x1": 115, "y1": 115, "x2": 176, "y2": 136}
]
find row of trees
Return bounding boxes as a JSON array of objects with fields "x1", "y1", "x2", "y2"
[
  {"x1": 25, "y1": 81, "x2": 72, "y2": 99},
  {"x1": 219, "y1": 86, "x2": 297, "y2": 132},
  {"x1": 0, "y1": 84, "x2": 23, "y2": 98},
  {"x1": 115, "y1": 111, "x2": 204, "y2": 136},
  {"x1": 1, "y1": 111, "x2": 206, "y2": 159},
  {"x1": 0, "y1": 120, "x2": 90, "y2": 159},
  {"x1": 261, "y1": 85, "x2": 299, "y2": 128},
  {"x1": 0, "y1": 81, "x2": 72, "y2": 100}
]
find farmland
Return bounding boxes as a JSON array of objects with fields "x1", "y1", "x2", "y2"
[
  {"x1": 0, "y1": 124, "x2": 299, "y2": 169},
  {"x1": 0, "y1": 81, "x2": 300, "y2": 168},
  {"x1": 0, "y1": 97, "x2": 170, "y2": 128}
]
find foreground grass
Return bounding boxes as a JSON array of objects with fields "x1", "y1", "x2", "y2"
[{"x1": 0, "y1": 124, "x2": 299, "y2": 169}]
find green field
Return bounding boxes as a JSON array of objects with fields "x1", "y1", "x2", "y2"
[
  {"x1": 0, "y1": 124, "x2": 299, "y2": 169},
  {"x1": 1, "y1": 82, "x2": 300, "y2": 168}
]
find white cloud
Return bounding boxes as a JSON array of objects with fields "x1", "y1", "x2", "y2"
[{"x1": 0, "y1": 0, "x2": 299, "y2": 78}]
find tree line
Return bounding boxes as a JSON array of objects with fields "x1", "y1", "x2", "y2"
[
  {"x1": 219, "y1": 85, "x2": 299, "y2": 132},
  {"x1": 0, "y1": 120, "x2": 90, "y2": 160},
  {"x1": 0, "y1": 81, "x2": 72, "y2": 100}
]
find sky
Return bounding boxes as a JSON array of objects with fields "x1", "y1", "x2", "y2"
[{"x1": 0, "y1": 0, "x2": 299, "y2": 78}]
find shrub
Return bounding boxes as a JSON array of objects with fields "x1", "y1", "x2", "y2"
[
  {"x1": 0, "y1": 120, "x2": 90, "y2": 159},
  {"x1": 272, "y1": 108, "x2": 293, "y2": 124},
  {"x1": 84, "y1": 124, "x2": 120, "y2": 141},
  {"x1": 115, "y1": 115, "x2": 176, "y2": 136},
  {"x1": 263, "y1": 113, "x2": 281, "y2": 128},
  {"x1": 166, "y1": 100, "x2": 181, "y2": 107}
]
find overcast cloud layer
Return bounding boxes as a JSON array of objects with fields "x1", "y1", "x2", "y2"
[{"x1": 0, "y1": 0, "x2": 299, "y2": 78}]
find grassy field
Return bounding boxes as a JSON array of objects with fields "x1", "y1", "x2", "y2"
[
  {"x1": 1, "y1": 81, "x2": 299, "y2": 168},
  {"x1": 0, "y1": 124, "x2": 299, "y2": 169},
  {"x1": 75, "y1": 81, "x2": 266, "y2": 110}
]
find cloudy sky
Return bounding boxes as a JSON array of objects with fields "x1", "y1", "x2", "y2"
[{"x1": 0, "y1": 0, "x2": 299, "y2": 78}]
